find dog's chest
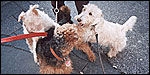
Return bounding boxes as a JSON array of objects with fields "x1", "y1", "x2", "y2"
[{"x1": 81, "y1": 27, "x2": 95, "y2": 42}]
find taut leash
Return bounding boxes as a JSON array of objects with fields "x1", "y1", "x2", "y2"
[
  {"x1": 95, "y1": 34, "x2": 105, "y2": 74},
  {"x1": 1, "y1": 32, "x2": 47, "y2": 43}
]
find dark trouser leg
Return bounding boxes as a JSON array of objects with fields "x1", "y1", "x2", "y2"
[
  {"x1": 75, "y1": 1, "x2": 89, "y2": 14},
  {"x1": 51, "y1": 1, "x2": 65, "y2": 9}
]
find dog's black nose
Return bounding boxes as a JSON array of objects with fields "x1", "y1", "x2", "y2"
[{"x1": 77, "y1": 18, "x2": 81, "y2": 22}]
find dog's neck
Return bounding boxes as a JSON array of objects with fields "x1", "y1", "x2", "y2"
[
  {"x1": 91, "y1": 17, "x2": 105, "y2": 35},
  {"x1": 91, "y1": 17, "x2": 104, "y2": 30},
  {"x1": 91, "y1": 17, "x2": 104, "y2": 27}
]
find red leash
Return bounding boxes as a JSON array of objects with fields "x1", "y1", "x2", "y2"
[
  {"x1": 1, "y1": 31, "x2": 64, "y2": 62},
  {"x1": 1, "y1": 32, "x2": 47, "y2": 43}
]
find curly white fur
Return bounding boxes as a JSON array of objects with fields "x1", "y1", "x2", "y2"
[{"x1": 74, "y1": 4, "x2": 137, "y2": 58}]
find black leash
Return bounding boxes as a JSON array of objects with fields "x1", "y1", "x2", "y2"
[{"x1": 95, "y1": 34, "x2": 105, "y2": 74}]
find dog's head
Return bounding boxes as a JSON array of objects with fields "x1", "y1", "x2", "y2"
[
  {"x1": 74, "y1": 4, "x2": 103, "y2": 26},
  {"x1": 36, "y1": 24, "x2": 78, "y2": 67},
  {"x1": 18, "y1": 4, "x2": 39, "y2": 23},
  {"x1": 59, "y1": 5, "x2": 71, "y2": 19},
  {"x1": 53, "y1": 24, "x2": 79, "y2": 58},
  {"x1": 18, "y1": 4, "x2": 45, "y2": 32},
  {"x1": 58, "y1": 5, "x2": 73, "y2": 25},
  {"x1": 54, "y1": 23, "x2": 79, "y2": 44}
]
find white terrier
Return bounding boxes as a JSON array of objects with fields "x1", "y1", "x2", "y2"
[
  {"x1": 18, "y1": 4, "x2": 59, "y2": 63},
  {"x1": 74, "y1": 4, "x2": 137, "y2": 58}
]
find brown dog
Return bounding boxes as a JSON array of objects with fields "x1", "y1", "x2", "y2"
[
  {"x1": 54, "y1": 23, "x2": 96, "y2": 62},
  {"x1": 36, "y1": 23, "x2": 96, "y2": 74}
]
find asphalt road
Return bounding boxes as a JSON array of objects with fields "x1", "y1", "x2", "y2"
[{"x1": 1, "y1": 1, "x2": 149, "y2": 74}]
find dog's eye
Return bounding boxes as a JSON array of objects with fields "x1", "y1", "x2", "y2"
[
  {"x1": 89, "y1": 12, "x2": 92, "y2": 15},
  {"x1": 82, "y1": 8, "x2": 86, "y2": 11}
]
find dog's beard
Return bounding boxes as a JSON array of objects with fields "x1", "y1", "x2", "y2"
[
  {"x1": 78, "y1": 22, "x2": 90, "y2": 27},
  {"x1": 78, "y1": 22, "x2": 84, "y2": 26}
]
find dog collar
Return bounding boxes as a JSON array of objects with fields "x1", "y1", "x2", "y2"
[
  {"x1": 91, "y1": 20, "x2": 104, "y2": 27},
  {"x1": 50, "y1": 47, "x2": 63, "y2": 61},
  {"x1": 50, "y1": 47, "x2": 70, "y2": 61},
  {"x1": 50, "y1": 47, "x2": 71, "y2": 67}
]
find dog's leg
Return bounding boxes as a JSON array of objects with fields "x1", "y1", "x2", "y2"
[
  {"x1": 22, "y1": 24, "x2": 33, "y2": 53},
  {"x1": 32, "y1": 37, "x2": 39, "y2": 64},
  {"x1": 26, "y1": 38, "x2": 33, "y2": 52},
  {"x1": 118, "y1": 38, "x2": 127, "y2": 52},
  {"x1": 108, "y1": 38, "x2": 127, "y2": 58},
  {"x1": 75, "y1": 43, "x2": 96, "y2": 62},
  {"x1": 107, "y1": 45, "x2": 119, "y2": 58}
]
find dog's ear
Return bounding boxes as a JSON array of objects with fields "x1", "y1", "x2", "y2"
[
  {"x1": 30, "y1": 4, "x2": 39, "y2": 10},
  {"x1": 30, "y1": 4, "x2": 39, "y2": 16},
  {"x1": 32, "y1": 9, "x2": 38, "y2": 16},
  {"x1": 98, "y1": 9, "x2": 103, "y2": 17},
  {"x1": 101, "y1": 14, "x2": 104, "y2": 17},
  {"x1": 83, "y1": 5, "x2": 87, "y2": 8},
  {"x1": 18, "y1": 11, "x2": 25, "y2": 22}
]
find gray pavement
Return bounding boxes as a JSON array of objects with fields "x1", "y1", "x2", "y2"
[{"x1": 1, "y1": 1, "x2": 149, "y2": 74}]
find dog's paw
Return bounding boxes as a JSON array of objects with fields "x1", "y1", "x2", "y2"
[
  {"x1": 33, "y1": 56, "x2": 39, "y2": 64},
  {"x1": 107, "y1": 51, "x2": 117, "y2": 58},
  {"x1": 34, "y1": 57, "x2": 38, "y2": 63},
  {"x1": 88, "y1": 53, "x2": 96, "y2": 62}
]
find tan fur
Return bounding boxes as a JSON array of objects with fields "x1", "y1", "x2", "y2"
[
  {"x1": 32, "y1": 9, "x2": 38, "y2": 16},
  {"x1": 54, "y1": 24, "x2": 96, "y2": 62},
  {"x1": 39, "y1": 57, "x2": 73, "y2": 74},
  {"x1": 60, "y1": 5, "x2": 70, "y2": 15},
  {"x1": 26, "y1": 38, "x2": 33, "y2": 51},
  {"x1": 18, "y1": 4, "x2": 59, "y2": 63},
  {"x1": 75, "y1": 42, "x2": 96, "y2": 62}
]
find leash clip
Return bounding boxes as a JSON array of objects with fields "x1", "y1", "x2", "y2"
[{"x1": 54, "y1": 1, "x2": 59, "y2": 23}]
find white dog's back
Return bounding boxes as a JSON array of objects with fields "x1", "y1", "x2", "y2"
[{"x1": 96, "y1": 16, "x2": 137, "y2": 45}]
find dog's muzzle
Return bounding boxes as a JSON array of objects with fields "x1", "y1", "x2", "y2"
[{"x1": 78, "y1": 23, "x2": 84, "y2": 26}]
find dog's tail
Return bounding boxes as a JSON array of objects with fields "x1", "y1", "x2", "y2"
[{"x1": 122, "y1": 16, "x2": 137, "y2": 32}]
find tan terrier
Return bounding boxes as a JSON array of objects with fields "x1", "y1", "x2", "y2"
[
  {"x1": 36, "y1": 23, "x2": 96, "y2": 74},
  {"x1": 18, "y1": 4, "x2": 59, "y2": 64}
]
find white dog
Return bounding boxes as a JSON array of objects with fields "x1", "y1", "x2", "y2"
[
  {"x1": 18, "y1": 4, "x2": 59, "y2": 63},
  {"x1": 74, "y1": 4, "x2": 137, "y2": 58}
]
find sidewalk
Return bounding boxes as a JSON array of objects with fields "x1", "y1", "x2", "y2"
[{"x1": 1, "y1": 1, "x2": 149, "y2": 74}]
